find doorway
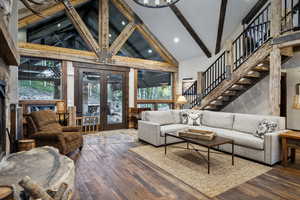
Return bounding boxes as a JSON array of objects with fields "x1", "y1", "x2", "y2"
[{"x1": 74, "y1": 63, "x2": 128, "y2": 130}]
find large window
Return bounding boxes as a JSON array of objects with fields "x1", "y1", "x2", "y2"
[
  {"x1": 19, "y1": 57, "x2": 63, "y2": 100},
  {"x1": 137, "y1": 70, "x2": 172, "y2": 100},
  {"x1": 137, "y1": 70, "x2": 173, "y2": 110}
]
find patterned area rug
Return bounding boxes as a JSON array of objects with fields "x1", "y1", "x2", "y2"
[
  {"x1": 84, "y1": 129, "x2": 138, "y2": 144},
  {"x1": 130, "y1": 144, "x2": 271, "y2": 198}
]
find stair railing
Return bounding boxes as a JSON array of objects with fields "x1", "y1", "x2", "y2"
[
  {"x1": 202, "y1": 51, "x2": 227, "y2": 98},
  {"x1": 282, "y1": 0, "x2": 300, "y2": 33},
  {"x1": 233, "y1": 3, "x2": 271, "y2": 71},
  {"x1": 182, "y1": 81, "x2": 197, "y2": 106}
]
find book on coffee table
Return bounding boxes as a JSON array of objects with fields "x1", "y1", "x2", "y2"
[{"x1": 178, "y1": 129, "x2": 215, "y2": 141}]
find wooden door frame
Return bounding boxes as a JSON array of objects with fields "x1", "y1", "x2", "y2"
[{"x1": 73, "y1": 62, "x2": 129, "y2": 130}]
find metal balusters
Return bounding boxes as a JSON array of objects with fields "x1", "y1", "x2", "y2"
[
  {"x1": 282, "y1": 0, "x2": 300, "y2": 32},
  {"x1": 202, "y1": 52, "x2": 226, "y2": 98},
  {"x1": 233, "y1": 4, "x2": 271, "y2": 71}
]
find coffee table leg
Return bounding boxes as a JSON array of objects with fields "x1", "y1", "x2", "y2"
[
  {"x1": 208, "y1": 147, "x2": 210, "y2": 174},
  {"x1": 232, "y1": 142, "x2": 234, "y2": 166},
  {"x1": 165, "y1": 135, "x2": 167, "y2": 155}
]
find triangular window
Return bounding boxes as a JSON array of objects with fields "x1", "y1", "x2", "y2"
[
  {"x1": 18, "y1": 3, "x2": 94, "y2": 51},
  {"x1": 109, "y1": 1, "x2": 129, "y2": 45},
  {"x1": 117, "y1": 30, "x2": 165, "y2": 62}
]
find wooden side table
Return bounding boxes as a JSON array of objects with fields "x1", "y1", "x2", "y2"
[
  {"x1": 280, "y1": 131, "x2": 300, "y2": 166},
  {"x1": 18, "y1": 139, "x2": 36, "y2": 152}
]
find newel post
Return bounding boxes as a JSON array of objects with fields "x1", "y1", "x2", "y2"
[
  {"x1": 269, "y1": 0, "x2": 282, "y2": 116},
  {"x1": 197, "y1": 72, "x2": 205, "y2": 94}
]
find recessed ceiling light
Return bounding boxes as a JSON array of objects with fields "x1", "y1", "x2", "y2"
[
  {"x1": 109, "y1": 34, "x2": 112, "y2": 38},
  {"x1": 121, "y1": 21, "x2": 126, "y2": 26},
  {"x1": 173, "y1": 37, "x2": 180, "y2": 43},
  {"x1": 57, "y1": 23, "x2": 61, "y2": 28},
  {"x1": 148, "y1": 49, "x2": 153, "y2": 54}
]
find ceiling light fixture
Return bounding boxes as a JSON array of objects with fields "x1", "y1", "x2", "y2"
[
  {"x1": 133, "y1": 0, "x2": 180, "y2": 8},
  {"x1": 148, "y1": 49, "x2": 153, "y2": 54},
  {"x1": 173, "y1": 37, "x2": 180, "y2": 43}
]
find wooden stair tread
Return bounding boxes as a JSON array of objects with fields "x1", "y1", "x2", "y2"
[
  {"x1": 228, "y1": 84, "x2": 244, "y2": 91},
  {"x1": 223, "y1": 91, "x2": 237, "y2": 96},
  {"x1": 210, "y1": 100, "x2": 223, "y2": 106},
  {"x1": 253, "y1": 65, "x2": 269, "y2": 72},
  {"x1": 236, "y1": 78, "x2": 252, "y2": 85},
  {"x1": 217, "y1": 96, "x2": 230, "y2": 101},
  {"x1": 244, "y1": 71, "x2": 261, "y2": 78}
]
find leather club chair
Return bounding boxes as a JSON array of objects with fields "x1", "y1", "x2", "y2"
[{"x1": 26, "y1": 110, "x2": 83, "y2": 155}]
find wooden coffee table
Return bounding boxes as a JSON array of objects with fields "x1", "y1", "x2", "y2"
[{"x1": 165, "y1": 133, "x2": 234, "y2": 174}]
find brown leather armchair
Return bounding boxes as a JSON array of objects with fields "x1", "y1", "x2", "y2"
[{"x1": 26, "y1": 110, "x2": 83, "y2": 155}]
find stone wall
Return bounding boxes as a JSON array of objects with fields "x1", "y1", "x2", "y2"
[{"x1": 222, "y1": 76, "x2": 271, "y2": 115}]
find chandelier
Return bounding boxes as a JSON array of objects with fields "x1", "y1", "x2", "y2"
[{"x1": 133, "y1": 0, "x2": 180, "y2": 8}]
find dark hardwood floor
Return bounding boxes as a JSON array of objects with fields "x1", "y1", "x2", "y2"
[{"x1": 71, "y1": 132, "x2": 300, "y2": 200}]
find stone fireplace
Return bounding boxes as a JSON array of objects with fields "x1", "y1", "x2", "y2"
[{"x1": 0, "y1": 80, "x2": 5, "y2": 160}]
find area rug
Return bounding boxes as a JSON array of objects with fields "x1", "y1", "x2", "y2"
[
  {"x1": 130, "y1": 144, "x2": 271, "y2": 198},
  {"x1": 84, "y1": 129, "x2": 138, "y2": 144}
]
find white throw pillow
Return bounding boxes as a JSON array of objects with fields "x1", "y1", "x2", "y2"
[
  {"x1": 254, "y1": 119, "x2": 277, "y2": 139},
  {"x1": 187, "y1": 112, "x2": 201, "y2": 126}
]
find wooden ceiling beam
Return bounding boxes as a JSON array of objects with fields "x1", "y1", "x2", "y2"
[
  {"x1": 110, "y1": 22, "x2": 137, "y2": 56},
  {"x1": 18, "y1": 42, "x2": 178, "y2": 72},
  {"x1": 100, "y1": 0, "x2": 109, "y2": 50},
  {"x1": 58, "y1": 0, "x2": 101, "y2": 59},
  {"x1": 170, "y1": 5, "x2": 212, "y2": 58},
  {"x1": 215, "y1": 0, "x2": 228, "y2": 54},
  {"x1": 18, "y1": 0, "x2": 89, "y2": 29},
  {"x1": 0, "y1": 19, "x2": 20, "y2": 66}
]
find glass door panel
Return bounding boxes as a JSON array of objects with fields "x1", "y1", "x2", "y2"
[
  {"x1": 106, "y1": 73, "x2": 124, "y2": 126},
  {"x1": 82, "y1": 72, "x2": 101, "y2": 126}
]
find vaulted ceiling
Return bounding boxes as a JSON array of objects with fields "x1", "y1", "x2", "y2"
[{"x1": 124, "y1": 0, "x2": 259, "y2": 61}]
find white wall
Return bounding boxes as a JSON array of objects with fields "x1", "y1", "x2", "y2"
[
  {"x1": 66, "y1": 61, "x2": 75, "y2": 107},
  {"x1": 283, "y1": 52, "x2": 300, "y2": 130}
]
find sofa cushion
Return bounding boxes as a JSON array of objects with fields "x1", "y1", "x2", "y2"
[
  {"x1": 160, "y1": 124, "x2": 189, "y2": 136},
  {"x1": 30, "y1": 110, "x2": 62, "y2": 131},
  {"x1": 202, "y1": 111, "x2": 234, "y2": 129},
  {"x1": 171, "y1": 110, "x2": 182, "y2": 124},
  {"x1": 189, "y1": 126, "x2": 264, "y2": 150},
  {"x1": 233, "y1": 114, "x2": 280, "y2": 135},
  {"x1": 144, "y1": 111, "x2": 175, "y2": 125},
  {"x1": 63, "y1": 132, "x2": 82, "y2": 142}
]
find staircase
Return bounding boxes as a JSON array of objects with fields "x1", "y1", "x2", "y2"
[{"x1": 181, "y1": 3, "x2": 279, "y2": 111}]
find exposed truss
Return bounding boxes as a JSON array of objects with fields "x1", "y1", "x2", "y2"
[{"x1": 18, "y1": 0, "x2": 178, "y2": 68}]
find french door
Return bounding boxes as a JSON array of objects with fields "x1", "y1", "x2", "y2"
[{"x1": 75, "y1": 67, "x2": 128, "y2": 130}]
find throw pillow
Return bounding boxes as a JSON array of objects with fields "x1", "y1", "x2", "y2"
[
  {"x1": 254, "y1": 119, "x2": 278, "y2": 139},
  {"x1": 181, "y1": 111, "x2": 189, "y2": 124},
  {"x1": 187, "y1": 112, "x2": 201, "y2": 126}
]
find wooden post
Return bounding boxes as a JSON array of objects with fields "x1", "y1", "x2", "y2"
[
  {"x1": 197, "y1": 72, "x2": 205, "y2": 94},
  {"x1": 68, "y1": 106, "x2": 76, "y2": 126},
  {"x1": 269, "y1": 46, "x2": 281, "y2": 116},
  {"x1": 271, "y1": 0, "x2": 282, "y2": 37},
  {"x1": 172, "y1": 72, "x2": 179, "y2": 109},
  {"x1": 225, "y1": 40, "x2": 234, "y2": 77},
  {"x1": 99, "y1": 0, "x2": 109, "y2": 50}
]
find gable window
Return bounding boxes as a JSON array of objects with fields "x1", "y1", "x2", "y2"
[{"x1": 19, "y1": 57, "x2": 63, "y2": 100}]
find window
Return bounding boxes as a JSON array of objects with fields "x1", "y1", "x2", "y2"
[
  {"x1": 118, "y1": 30, "x2": 165, "y2": 61},
  {"x1": 137, "y1": 70, "x2": 173, "y2": 110},
  {"x1": 19, "y1": 57, "x2": 63, "y2": 100},
  {"x1": 137, "y1": 70, "x2": 172, "y2": 100}
]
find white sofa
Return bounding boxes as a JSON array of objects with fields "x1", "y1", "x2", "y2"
[{"x1": 138, "y1": 110, "x2": 287, "y2": 165}]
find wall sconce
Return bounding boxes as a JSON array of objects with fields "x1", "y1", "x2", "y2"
[{"x1": 293, "y1": 83, "x2": 300, "y2": 110}]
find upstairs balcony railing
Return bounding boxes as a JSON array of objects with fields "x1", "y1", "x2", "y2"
[
  {"x1": 233, "y1": 3, "x2": 271, "y2": 71},
  {"x1": 202, "y1": 51, "x2": 227, "y2": 98},
  {"x1": 282, "y1": 0, "x2": 300, "y2": 32}
]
